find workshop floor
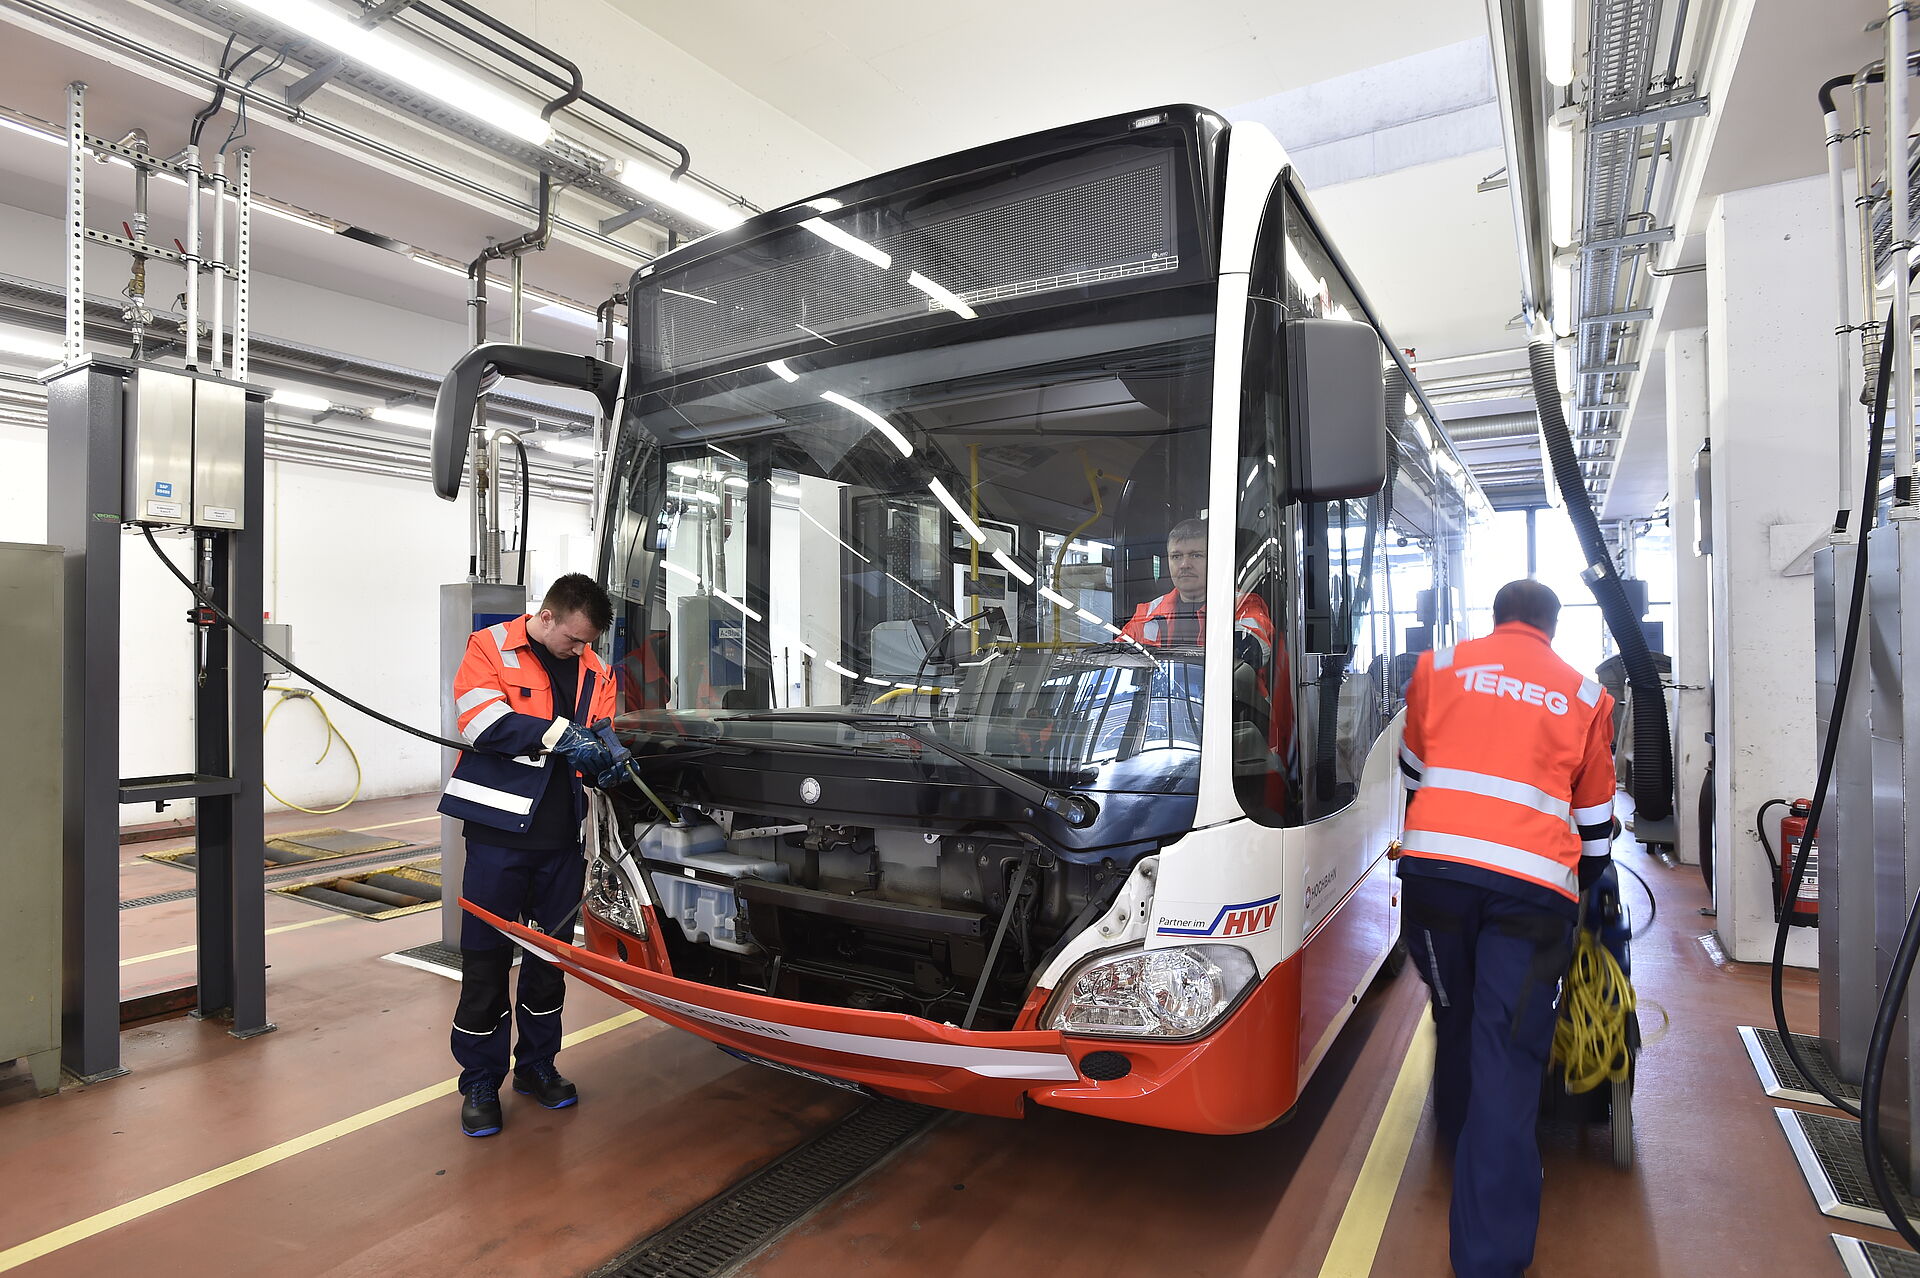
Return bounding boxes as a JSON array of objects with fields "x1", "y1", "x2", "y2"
[{"x1": 0, "y1": 794, "x2": 1892, "y2": 1276}]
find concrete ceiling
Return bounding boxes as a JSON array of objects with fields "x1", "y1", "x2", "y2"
[{"x1": 610, "y1": 0, "x2": 1489, "y2": 180}]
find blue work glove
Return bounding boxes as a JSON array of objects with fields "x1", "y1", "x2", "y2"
[
  {"x1": 546, "y1": 721, "x2": 615, "y2": 781},
  {"x1": 586, "y1": 718, "x2": 635, "y2": 791}
]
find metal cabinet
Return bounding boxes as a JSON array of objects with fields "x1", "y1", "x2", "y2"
[{"x1": 0, "y1": 543, "x2": 62, "y2": 1094}]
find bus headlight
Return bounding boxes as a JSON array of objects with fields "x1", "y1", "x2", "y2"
[
  {"x1": 1046, "y1": 945, "x2": 1257, "y2": 1039},
  {"x1": 585, "y1": 853, "x2": 646, "y2": 937}
]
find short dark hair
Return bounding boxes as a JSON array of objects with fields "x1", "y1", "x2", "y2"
[
  {"x1": 1168, "y1": 517, "x2": 1207, "y2": 545},
  {"x1": 1493, "y1": 578, "x2": 1561, "y2": 632},
  {"x1": 541, "y1": 572, "x2": 612, "y2": 632}
]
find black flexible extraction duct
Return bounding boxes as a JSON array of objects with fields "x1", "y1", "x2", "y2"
[{"x1": 1527, "y1": 340, "x2": 1675, "y2": 821}]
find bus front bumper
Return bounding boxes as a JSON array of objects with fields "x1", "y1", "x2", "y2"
[{"x1": 466, "y1": 901, "x2": 1301, "y2": 1133}]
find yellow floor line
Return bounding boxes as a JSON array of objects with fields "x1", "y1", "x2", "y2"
[
  {"x1": 0, "y1": 1009, "x2": 646, "y2": 1273},
  {"x1": 120, "y1": 915, "x2": 347, "y2": 968},
  {"x1": 1316, "y1": 1012, "x2": 1436, "y2": 1278}
]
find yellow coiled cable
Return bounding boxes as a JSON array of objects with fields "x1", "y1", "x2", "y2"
[
  {"x1": 1551, "y1": 925, "x2": 1637, "y2": 1094},
  {"x1": 263, "y1": 688, "x2": 363, "y2": 816}
]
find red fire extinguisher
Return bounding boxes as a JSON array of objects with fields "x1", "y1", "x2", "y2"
[{"x1": 1773, "y1": 797, "x2": 1819, "y2": 927}]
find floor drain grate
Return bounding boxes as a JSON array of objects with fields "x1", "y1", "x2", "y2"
[
  {"x1": 1740, "y1": 1026, "x2": 1862, "y2": 1107},
  {"x1": 592, "y1": 1098, "x2": 942, "y2": 1278},
  {"x1": 1836, "y1": 1234, "x2": 1920, "y2": 1278},
  {"x1": 382, "y1": 940, "x2": 470, "y2": 980},
  {"x1": 121, "y1": 888, "x2": 198, "y2": 911},
  {"x1": 1777, "y1": 1108, "x2": 1920, "y2": 1230}
]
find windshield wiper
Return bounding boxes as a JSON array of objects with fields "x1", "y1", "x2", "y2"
[
  {"x1": 720, "y1": 712, "x2": 1097, "y2": 828},
  {"x1": 893, "y1": 724, "x2": 1099, "y2": 829}
]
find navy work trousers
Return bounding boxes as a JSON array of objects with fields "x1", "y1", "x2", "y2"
[
  {"x1": 451, "y1": 840, "x2": 586, "y2": 1091},
  {"x1": 1403, "y1": 873, "x2": 1574, "y2": 1278}
]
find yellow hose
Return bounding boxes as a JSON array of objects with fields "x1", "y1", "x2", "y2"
[
  {"x1": 263, "y1": 688, "x2": 363, "y2": 816},
  {"x1": 1550, "y1": 926, "x2": 1637, "y2": 1094}
]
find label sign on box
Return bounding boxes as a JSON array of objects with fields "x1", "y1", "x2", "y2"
[
  {"x1": 146, "y1": 500, "x2": 183, "y2": 519},
  {"x1": 154, "y1": 481, "x2": 173, "y2": 497},
  {"x1": 203, "y1": 506, "x2": 237, "y2": 524}
]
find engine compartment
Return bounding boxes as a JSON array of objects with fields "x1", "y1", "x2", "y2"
[{"x1": 629, "y1": 807, "x2": 1141, "y2": 1031}]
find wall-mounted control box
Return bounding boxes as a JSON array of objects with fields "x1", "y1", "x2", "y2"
[{"x1": 125, "y1": 369, "x2": 248, "y2": 531}]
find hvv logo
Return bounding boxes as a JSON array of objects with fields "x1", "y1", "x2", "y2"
[
  {"x1": 1157, "y1": 894, "x2": 1282, "y2": 938},
  {"x1": 1219, "y1": 901, "x2": 1278, "y2": 936}
]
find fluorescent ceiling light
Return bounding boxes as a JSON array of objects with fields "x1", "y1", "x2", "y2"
[
  {"x1": 1547, "y1": 114, "x2": 1576, "y2": 249},
  {"x1": 670, "y1": 463, "x2": 702, "y2": 478},
  {"x1": 663, "y1": 562, "x2": 700, "y2": 584},
  {"x1": 269, "y1": 388, "x2": 332, "y2": 412},
  {"x1": 540, "y1": 438, "x2": 596, "y2": 458},
  {"x1": 371, "y1": 404, "x2": 433, "y2": 429},
  {"x1": 533, "y1": 301, "x2": 626, "y2": 336},
  {"x1": 0, "y1": 116, "x2": 59, "y2": 146},
  {"x1": 412, "y1": 254, "x2": 512, "y2": 291},
  {"x1": 863, "y1": 676, "x2": 891, "y2": 687},
  {"x1": 825, "y1": 660, "x2": 857, "y2": 679},
  {"x1": 661, "y1": 287, "x2": 717, "y2": 305},
  {"x1": 991, "y1": 550, "x2": 1033, "y2": 586},
  {"x1": 616, "y1": 162, "x2": 744, "y2": 231},
  {"x1": 0, "y1": 331, "x2": 67, "y2": 361},
  {"x1": 254, "y1": 202, "x2": 336, "y2": 233},
  {"x1": 1075, "y1": 608, "x2": 1103, "y2": 626},
  {"x1": 908, "y1": 271, "x2": 976, "y2": 319},
  {"x1": 927, "y1": 478, "x2": 987, "y2": 544},
  {"x1": 723, "y1": 475, "x2": 748, "y2": 489},
  {"x1": 820, "y1": 390, "x2": 911, "y2": 456},
  {"x1": 766, "y1": 359, "x2": 799, "y2": 382},
  {"x1": 1541, "y1": 0, "x2": 1576, "y2": 88},
  {"x1": 802, "y1": 216, "x2": 891, "y2": 270},
  {"x1": 1038, "y1": 586, "x2": 1075, "y2": 610},
  {"x1": 227, "y1": 0, "x2": 550, "y2": 144},
  {"x1": 775, "y1": 482, "x2": 802, "y2": 498}
]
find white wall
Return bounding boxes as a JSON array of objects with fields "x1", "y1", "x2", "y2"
[
  {"x1": 6, "y1": 405, "x2": 591, "y2": 827},
  {"x1": 1705, "y1": 173, "x2": 1835, "y2": 966}
]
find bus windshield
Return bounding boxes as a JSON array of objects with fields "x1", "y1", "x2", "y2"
[{"x1": 605, "y1": 289, "x2": 1217, "y2": 797}]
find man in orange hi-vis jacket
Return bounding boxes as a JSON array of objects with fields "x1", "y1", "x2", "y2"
[
  {"x1": 1397, "y1": 579, "x2": 1617, "y2": 1278},
  {"x1": 438, "y1": 573, "x2": 619, "y2": 1138}
]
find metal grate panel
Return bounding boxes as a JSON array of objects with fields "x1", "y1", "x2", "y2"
[
  {"x1": 383, "y1": 940, "x2": 471, "y2": 981},
  {"x1": 1740, "y1": 1025, "x2": 1863, "y2": 1107},
  {"x1": 1777, "y1": 1108, "x2": 1920, "y2": 1230},
  {"x1": 592, "y1": 1098, "x2": 941, "y2": 1278},
  {"x1": 120, "y1": 888, "x2": 197, "y2": 911},
  {"x1": 1836, "y1": 1235, "x2": 1920, "y2": 1278}
]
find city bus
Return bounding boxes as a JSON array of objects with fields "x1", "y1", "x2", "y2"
[{"x1": 434, "y1": 103, "x2": 1481, "y2": 1134}]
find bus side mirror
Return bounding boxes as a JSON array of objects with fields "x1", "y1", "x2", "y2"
[
  {"x1": 1287, "y1": 318, "x2": 1387, "y2": 502},
  {"x1": 431, "y1": 343, "x2": 624, "y2": 501}
]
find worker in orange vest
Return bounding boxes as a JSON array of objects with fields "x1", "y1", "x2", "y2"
[
  {"x1": 1122, "y1": 517, "x2": 1296, "y2": 808},
  {"x1": 1397, "y1": 579, "x2": 1617, "y2": 1278},
  {"x1": 439, "y1": 573, "x2": 620, "y2": 1138}
]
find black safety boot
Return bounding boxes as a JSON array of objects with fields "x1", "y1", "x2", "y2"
[
  {"x1": 460, "y1": 1079, "x2": 503, "y2": 1137},
  {"x1": 512, "y1": 1061, "x2": 579, "y2": 1109}
]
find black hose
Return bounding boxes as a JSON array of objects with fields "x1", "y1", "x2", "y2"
[
  {"x1": 510, "y1": 433, "x2": 531, "y2": 587},
  {"x1": 1769, "y1": 271, "x2": 1902, "y2": 1119},
  {"x1": 1699, "y1": 745, "x2": 1715, "y2": 892},
  {"x1": 189, "y1": 33, "x2": 238, "y2": 146},
  {"x1": 1755, "y1": 797, "x2": 1788, "y2": 915},
  {"x1": 1619, "y1": 860, "x2": 1657, "y2": 942},
  {"x1": 1528, "y1": 340, "x2": 1676, "y2": 821},
  {"x1": 141, "y1": 527, "x2": 472, "y2": 753}
]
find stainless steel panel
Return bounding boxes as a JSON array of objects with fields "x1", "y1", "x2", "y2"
[
  {"x1": 1867, "y1": 522, "x2": 1920, "y2": 1189},
  {"x1": 192, "y1": 378, "x2": 246, "y2": 530},
  {"x1": 439, "y1": 583, "x2": 529, "y2": 948},
  {"x1": 0, "y1": 543, "x2": 63, "y2": 1091},
  {"x1": 1818, "y1": 543, "x2": 1878, "y2": 1082},
  {"x1": 127, "y1": 369, "x2": 193, "y2": 526}
]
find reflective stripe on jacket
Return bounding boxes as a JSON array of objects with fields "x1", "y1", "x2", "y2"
[
  {"x1": 1398, "y1": 622, "x2": 1616, "y2": 903},
  {"x1": 436, "y1": 615, "x2": 618, "y2": 836}
]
